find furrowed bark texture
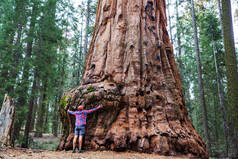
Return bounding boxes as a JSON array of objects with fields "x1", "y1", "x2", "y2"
[{"x1": 58, "y1": 0, "x2": 208, "y2": 158}]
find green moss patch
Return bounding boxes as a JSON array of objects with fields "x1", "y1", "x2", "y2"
[
  {"x1": 86, "y1": 86, "x2": 95, "y2": 93},
  {"x1": 60, "y1": 96, "x2": 68, "y2": 107}
]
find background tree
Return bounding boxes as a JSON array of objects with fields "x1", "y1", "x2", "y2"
[
  {"x1": 190, "y1": 0, "x2": 210, "y2": 152},
  {"x1": 221, "y1": 0, "x2": 238, "y2": 157}
]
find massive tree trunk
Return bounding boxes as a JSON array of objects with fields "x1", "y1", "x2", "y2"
[{"x1": 58, "y1": 0, "x2": 208, "y2": 158}]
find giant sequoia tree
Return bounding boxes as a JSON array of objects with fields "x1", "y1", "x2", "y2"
[{"x1": 58, "y1": 0, "x2": 208, "y2": 158}]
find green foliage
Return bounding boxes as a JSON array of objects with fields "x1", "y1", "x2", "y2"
[
  {"x1": 0, "y1": 0, "x2": 92, "y2": 147},
  {"x1": 86, "y1": 86, "x2": 95, "y2": 93}
]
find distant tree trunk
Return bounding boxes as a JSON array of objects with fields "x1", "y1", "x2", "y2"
[
  {"x1": 58, "y1": 0, "x2": 208, "y2": 158},
  {"x1": 21, "y1": 70, "x2": 38, "y2": 148},
  {"x1": 217, "y1": 0, "x2": 224, "y2": 41},
  {"x1": 190, "y1": 0, "x2": 211, "y2": 153},
  {"x1": 52, "y1": 96, "x2": 59, "y2": 137},
  {"x1": 44, "y1": 102, "x2": 50, "y2": 132},
  {"x1": 175, "y1": 0, "x2": 181, "y2": 57},
  {"x1": 0, "y1": 95, "x2": 15, "y2": 147},
  {"x1": 11, "y1": 116, "x2": 24, "y2": 146},
  {"x1": 34, "y1": 85, "x2": 47, "y2": 137},
  {"x1": 212, "y1": 40, "x2": 228, "y2": 156},
  {"x1": 78, "y1": 24, "x2": 84, "y2": 85},
  {"x1": 221, "y1": 0, "x2": 238, "y2": 157},
  {"x1": 30, "y1": 97, "x2": 38, "y2": 132},
  {"x1": 212, "y1": 92, "x2": 219, "y2": 141},
  {"x1": 19, "y1": 1, "x2": 39, "y2": 148},
  {"x1": 166, "y1": 0, "x2": 173, "y2": 44},
  {"x1": 83, "y1": 0, "x2": 91, "y2": 58}
]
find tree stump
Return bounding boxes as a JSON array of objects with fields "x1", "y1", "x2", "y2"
[
  {"x1": 58, "y1": 0, "x2": 208, "y2": 158},
  {"x1": 0, "y1": 94, "x2": 15, "y2": 147}
]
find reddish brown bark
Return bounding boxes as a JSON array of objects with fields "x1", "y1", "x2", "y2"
[{"x1": 58, "y1": 0, "x2": 208, "y2": 158}]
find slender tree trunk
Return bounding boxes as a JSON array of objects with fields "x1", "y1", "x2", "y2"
[
  {"x1": 83, "y1": 0, "x2": 91, "y2": 58},
  {"x1": 52, "y1": 96, "x2": 59, "y2": 137},
  {"x1": 20, "y1": 1, "x2": 39, "y2": 148},
  {"x1": 217, "y1": 0, "x2": 224, "y2": 41},
  {"x1": 78, "y1": 24, "x2": 84, "y2": 85},
  {"x1": 166, "y1": 0, "x2": 173, "y2": 44},
  {"x1": 21, "y1": 70, "x2": 38, "y2": 148},
  {"x1": 34, "y1": 85, "x2": 47, "y2": 137},
  {"x1": 58, "y1": 0, "x2": 208, "y2": 158},
  {"x1": 190, "y1": 0, "x2": 211, "y2": 153},
  {"x1": 44, "y1": 102, "x2": 50, "y2": 132},
  {"x1": 30, "y1": 97, "x2": 38, "y2": 132},
  {"x1": 213, "y1": 93, "x2": 218, "y2": 142},
  {"x1": 221, "y1": 0, "x2": 238, "y2": 157},
  {"x1": 212, "y1": 40, "x2": 228, "y2": 156},
  {"x1": 175, "y1": 0, "x2": 181, "y2": 57}
]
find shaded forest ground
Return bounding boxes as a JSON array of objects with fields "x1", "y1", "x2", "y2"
[
  {"x1": 0, "y1": 148, "x2": 190, "y2": 159},
  {"x1": 0, "y1": 134, "x2": 190, "y2": 159}
]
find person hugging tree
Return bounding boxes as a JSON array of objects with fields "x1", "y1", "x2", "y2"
[{"x1": 67, "y1": 103, "x2": 103, "y2": 153}]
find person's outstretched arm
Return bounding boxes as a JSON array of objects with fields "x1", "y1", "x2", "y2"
[
  {"x1": 67, "y1": 110, "x2": 76, "y2": 115},
  {"x1": 84, "y1": 105, "x2": 102, "y2": 114}
]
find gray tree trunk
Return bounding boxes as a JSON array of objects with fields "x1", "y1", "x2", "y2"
[
  {"x1": 0, "y1": 94, "x2": 15, "y2": 147},
  {"x1": 190, "y1": 0, "x2": 211, "y2": 153}
]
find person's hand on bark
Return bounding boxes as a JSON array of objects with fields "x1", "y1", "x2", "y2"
[{"x1": 98, "y1": 104, "x2": 103, "y2": 109}]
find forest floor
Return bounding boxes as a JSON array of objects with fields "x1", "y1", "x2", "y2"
[
  {"x1": 0, "y1": 148, "x2": 190, "y2": 159},
  {"x1": 0, "y1": 134, "x2": 190, "y2": 159}
]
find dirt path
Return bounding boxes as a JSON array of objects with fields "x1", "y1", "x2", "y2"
[{"x1": 0, "y1": 148, "x2": 190, "y2": 159}]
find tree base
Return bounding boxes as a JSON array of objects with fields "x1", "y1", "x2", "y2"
[{"x1": 58, "y1": 82, "x2": 208, "y2": 158}]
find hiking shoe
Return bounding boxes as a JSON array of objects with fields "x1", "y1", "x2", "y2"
[
  {"x1": 78, "y1": 149, "x2": 85, "y2": 153},
  {"x1": 72, "y1": 149, "x2": 76, "y2": 153}
]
